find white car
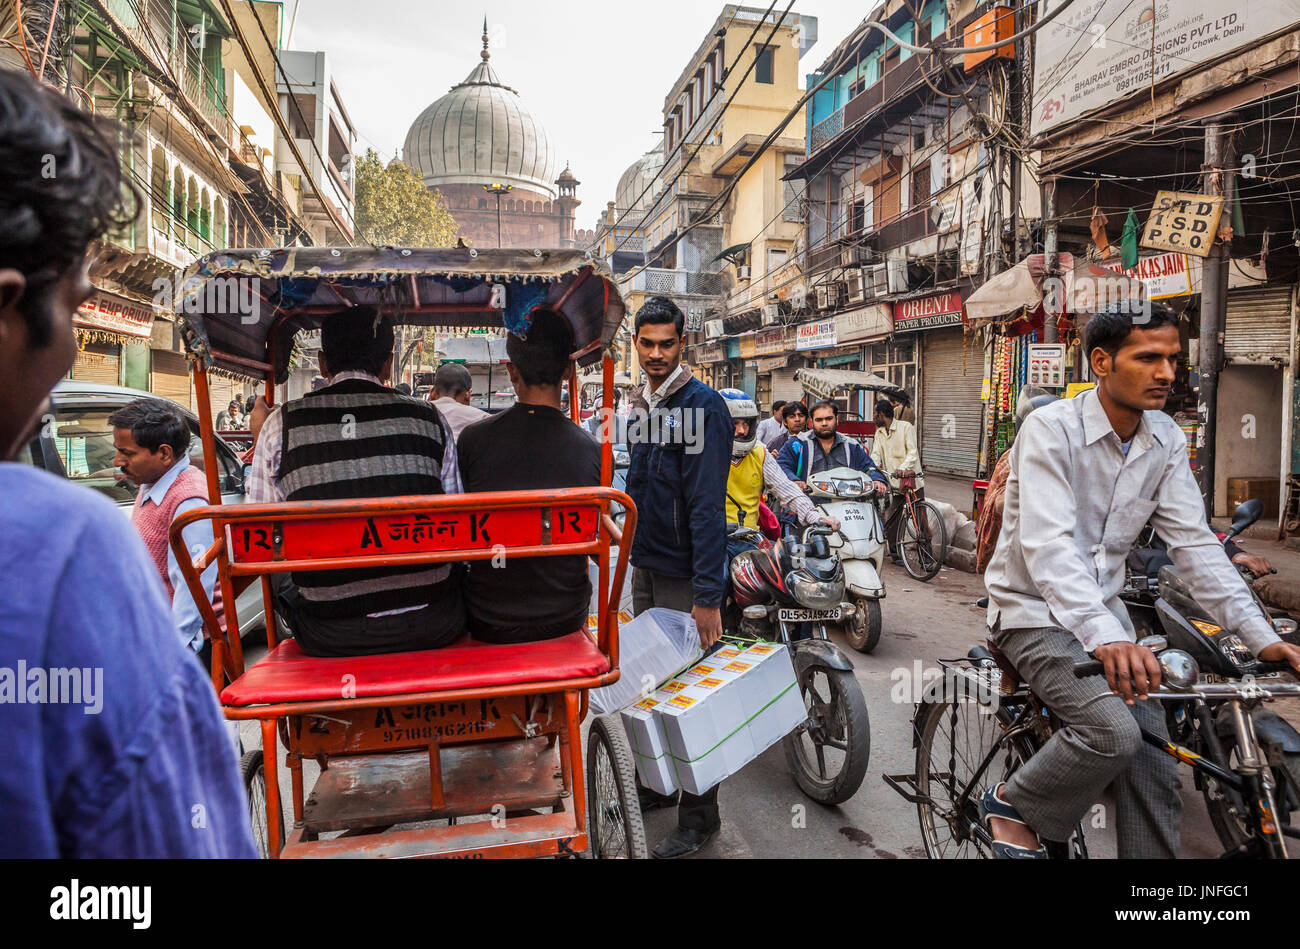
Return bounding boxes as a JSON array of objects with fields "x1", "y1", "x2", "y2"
[{"x1": 19, "y1": 380, "x2": 265, "y2": 638}]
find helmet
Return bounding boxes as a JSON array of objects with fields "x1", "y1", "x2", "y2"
[
  {"x1": 1015, "y1": 385, "x2": 1060, "y2": 430},
  {"x1": 719, "y1": 388, "x2": 759, "y2": 459}
]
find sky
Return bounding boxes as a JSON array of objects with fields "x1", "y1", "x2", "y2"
[{"x1": 291, "y1": 1, "x2": 865, "y2": 233}]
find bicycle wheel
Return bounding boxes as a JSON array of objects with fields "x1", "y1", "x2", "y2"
[
  {"x1": 900, "y1": 499, "x2": 947, "y2": 582},
  {"x1": 912, "y1": 691, "x2": 1036, "y2": 859},
  {"x1": 240, "y1": 749, "x2": 283, "y2": 859},
  {"x1": 585, "y1": 714, "x2": 649, "y2": 859}
]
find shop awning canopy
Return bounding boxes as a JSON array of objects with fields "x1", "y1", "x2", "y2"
[
  {"x1": 796, "y1": 368, "x2": 910, "y2": 405},
  {"x1": 965, "y1": 253, "x2": 1145, "y2": 324}
]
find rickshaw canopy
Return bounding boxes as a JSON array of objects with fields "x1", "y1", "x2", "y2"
[
  {"x1": 174, "y1": 247, "x2": 626, "y2": 384},
  {"x1": 796, "y1": 368, "x2": 910, "y2": 406}
]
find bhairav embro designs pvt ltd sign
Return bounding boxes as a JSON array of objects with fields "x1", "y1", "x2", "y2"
[{"x1": 893, "y1": 291, "x2": 964, "y2": 333}]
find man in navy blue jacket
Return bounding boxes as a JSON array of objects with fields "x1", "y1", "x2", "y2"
[
  {"x1": 624, "y1": 296, "x2": 732, "y2": 859},
  {"x1": 778, "y1": 400, "x2": 889, "y2": 493}
]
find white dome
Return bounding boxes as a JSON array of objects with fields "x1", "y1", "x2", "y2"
[
  {"x1": 616, "y1": 144, "x2": 665, "y2": 214},
  {"x1": 403, "y1": 32, "x2": 558, "y2": 199}
]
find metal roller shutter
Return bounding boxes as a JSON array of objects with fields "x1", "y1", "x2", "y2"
[
  {"x1": 1224, "y1": 286, "x2": 1293, "y2": 365},
  {"x1": 151, "y1": 349, "x2": 192, "y2": 410},
  {"x1": 920, "y1": 329, "x2": 982, "y2": 477},
  {"x1": 772, "y1": 369, "x2": 802, "y2": 405},
  {"x1": 71, "y1": 343, "x2": 120, "y2": 386}
]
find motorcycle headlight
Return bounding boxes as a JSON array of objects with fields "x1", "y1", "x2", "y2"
[
  {"x1": 787, "y1": 572, "x2": 842, "y2": 609},
  {"x1": 834, "y1": 478, "x2": 864, "y2": 497},
  {"x1": 1216, "y1": 633, "x2": 1256, "y2": 668}
]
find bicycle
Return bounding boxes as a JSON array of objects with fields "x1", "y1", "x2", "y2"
[
  {"x1": 880, "y1": 474, "x2": 947, "y2": 582},
  {"x1": 884, "y1": 632, "x2": 1300, "y2": 859}
]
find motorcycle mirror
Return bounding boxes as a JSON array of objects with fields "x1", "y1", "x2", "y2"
[{"x1": 1227, "y1": 498, "x2": 1263, "y2": 539}]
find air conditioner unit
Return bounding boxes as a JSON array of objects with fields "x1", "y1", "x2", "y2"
[
  {"x1": 844, "y1": 269, "x2": 865, "y2": 305},
  {"x1": 761, "y1": 303, "x2": 781, "y2": 326},
  {"x1": 866, "y1": 263, "x2": 888, "y2": 297},
  {"x1": 704, "y1": 319, "x2": 726, "y2": 340},
  {"x1": 841, "y1": 245, "x2": 872, "y2": 267},
  {"x1": 736, "y1": 265, "x2": 751, "y2": 280},
  {"x1": 815, "y1": 285, "x2": 830, "y2": 311},
  {"x1": 886, "y1": 258, "x2": 909, "y2": 295}
]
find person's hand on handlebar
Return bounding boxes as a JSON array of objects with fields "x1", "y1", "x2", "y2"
[
  {"x1": 1231, "y1": 551, "x2": 1273, "y2": 578},
  {"x1": 819, "y1": 515, "x2": 841, "y2": 532},
  {"x1": 1258, "y1": 641, "x2": 1300, "y2": 675},
  {"x1": 1094, "y1": 641, "x2": 1162, "y2": 705},
  {"x1": 872, "y1": 480, "x2": 888, "y2": 496}
]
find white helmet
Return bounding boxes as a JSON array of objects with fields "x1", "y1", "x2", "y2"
[{"x1": 719, "y1": 388, "x2": 758, "y2": 459}]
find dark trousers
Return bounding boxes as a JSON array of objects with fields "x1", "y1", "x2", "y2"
[
  {"x1": 630, "y1": 567, "x2": 721, "y2": 833},
  {"x1": 881, "y1": 486, "x2": 925, "y2": 556},
  {"x1": 273, "y1": 570, "x2": 466, "y2": 658}
]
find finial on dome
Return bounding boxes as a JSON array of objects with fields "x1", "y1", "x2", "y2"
[{"x1": 481, "y1": 16, "x2": 490, "y2": 60}]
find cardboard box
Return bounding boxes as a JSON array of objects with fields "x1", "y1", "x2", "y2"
[
  {"x1": 657, "y1": 679, "x2": 756, "y2": 796},
  {"x1": 737, "y1": 643, "x2": 807, "y2": 751},
  {"x1": 620, "y1": 693, "x2": 677, "y2": 796}
]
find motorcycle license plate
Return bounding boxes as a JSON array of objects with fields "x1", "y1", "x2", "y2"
[{"x1": 778, "y1": 608, "x2": 842, "y2": 622}]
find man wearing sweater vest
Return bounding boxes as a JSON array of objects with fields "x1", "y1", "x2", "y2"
[
  {"x1": 111, "y1": 399, "x2": 224, "y2": 661},
  {"x1": 246, "y1": 307, "x2": 465, "y2": 657}
]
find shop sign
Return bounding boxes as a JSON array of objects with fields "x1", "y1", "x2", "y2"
[
  {"x1": 74, "y1": 291, "x2": 155, "y2": 339},
  {"x1": 738, "y1": 335, "x2": 757, "y2": 359},
  {"x1": 756, "y1": 356, "x2": 786, "y2": 372},
  {"x1": 835, "y1": 303, "x2": 892, "y2": 344},
  {"x1": 698, "y1": 341, "x2": 725, "y2": 363},
  {"x1": 1140, "y1": 191, "x2": 1224, "y2": 258},
  {"x1": 1114, "y1": 252, "x2": 1192, "y2": 299},
  {"x1": 754, "y1": 328, "x2": 787, "y2": 356},
  {"x1": 795, "y1": 319, "x2": 837, "y2": 351},
  {"x1": 894, "y1": 291, "x2": 964, "y2": 333}
]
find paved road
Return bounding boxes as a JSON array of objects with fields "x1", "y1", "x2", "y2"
[{"x1": 238, "y1": 555, "x2": 1244, "y2": 859}]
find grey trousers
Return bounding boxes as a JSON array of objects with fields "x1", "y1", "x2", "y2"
[
  {"x1": 992, "y1": 625, "x2": 1182, "y2": 859},
  {"x1": 630, "y1": 567, "x2": 721, "y2": 833}
]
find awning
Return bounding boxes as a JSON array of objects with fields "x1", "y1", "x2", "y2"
[
  {"x1": 436, "y1": 336, "x2": 507, "y2": 364},
  {"x1": 796, "y1": 368, "x2": 909, "y2": 405},
  {"x1": 965, "y1": 253, "x2": 1144, "y2": 325}
]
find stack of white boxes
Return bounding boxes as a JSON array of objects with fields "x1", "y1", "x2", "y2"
[{"x1": 619, "y1": 641, "x2": 806, "y2": 797}]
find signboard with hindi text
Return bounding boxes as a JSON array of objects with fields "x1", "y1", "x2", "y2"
[
  {"x1": 1140, "y1": 192, "x2": 1224, "y2": 258},
  {"x1": 795, "y1": 319, "x2": 837, "y2": 351}
]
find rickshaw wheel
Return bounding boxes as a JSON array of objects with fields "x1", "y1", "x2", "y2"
[
  {"x1": 241, "y1": 750, "x2": 284, "y2": 859},
  {"x1": 585, "y1": 714, "x2": 648, "y2": 859}
]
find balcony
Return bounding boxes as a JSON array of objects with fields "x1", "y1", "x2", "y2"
[
  {"x1": 870, "y1": 206, "x2": 936, "y2": 253},
  {"x1": 621, "y1": 268, "x2": 724, "y2": 297},
  {"x1": 811, "y1": 108, "x2": 844, "y2": 152}
]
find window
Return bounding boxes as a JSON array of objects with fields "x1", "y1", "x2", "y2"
[
  {"x1": 882, "y1": 46, "x2": 900, "y2": 74},
  {"x1": 849, "y1": 75, "x2": 866, "y2": 99},
  {"x1": 756, "y1": 46, "x2": 774, "y2": 84},
  {"x1": 911, "y1": 162, "x2": 931, "y2": 208},
  {"x1": 851, "y1": 199, "x2": 866, "y2": 234},
  {"x1": 916, "y1": 18, "x2": 932, "y2": 45}
]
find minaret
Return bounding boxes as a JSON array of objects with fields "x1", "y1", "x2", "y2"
[{"x1": 555, "y1": 162, "x2": 581, "y2": 248}]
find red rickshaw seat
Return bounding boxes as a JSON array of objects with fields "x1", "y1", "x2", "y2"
[{"x1": 220, "y1": 631, "x2": 610, "y2": 707}]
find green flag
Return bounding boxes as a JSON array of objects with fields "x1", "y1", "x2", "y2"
[{"x1": 1121, "y1": 208, "x2": 1139, "y2": 269}]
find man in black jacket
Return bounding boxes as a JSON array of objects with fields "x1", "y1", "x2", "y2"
[{"x1": 624, "y1": 296, "x2": 732, "y2": 859}]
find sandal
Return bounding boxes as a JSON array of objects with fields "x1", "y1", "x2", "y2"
[{"x1": 979, "y1": 784, "x2": 1048, "y2": 859}]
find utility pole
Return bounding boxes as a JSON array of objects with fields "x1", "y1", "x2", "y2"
[
  {"x1": 1042, "y1": 175, "x2": 1059, "y2": 343},
  {"x1": 1196, "y1": 118, "x2": 1234, "y2": 519}
]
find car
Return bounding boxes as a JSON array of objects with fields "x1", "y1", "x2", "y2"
[{"x1": 19, "y1": 380, "x2": 265, "y2": 638}]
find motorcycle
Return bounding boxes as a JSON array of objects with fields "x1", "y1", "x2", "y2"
[
  {"x1": 803, "y1": 465, "x2": 887, "y2": 653},
  {"x1": 725, "y1": 523, "x2": 871, "y2": 805},
  {"x1": 1121, "y1": 498, "x2": 1300, "y2": 849}
]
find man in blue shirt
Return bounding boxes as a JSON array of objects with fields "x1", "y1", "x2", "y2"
[{"x1": 0, "y1": 68, "x2": 254, "y2": 857}]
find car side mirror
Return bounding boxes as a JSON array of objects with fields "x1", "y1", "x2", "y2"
[{"x1": 1227, "y1": 498, "x2": 1263, "y2": 539}]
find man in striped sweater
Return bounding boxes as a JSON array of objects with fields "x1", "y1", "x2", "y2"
[{"x1": 247, "y1": 307, "x2": 465, "y2": 656}]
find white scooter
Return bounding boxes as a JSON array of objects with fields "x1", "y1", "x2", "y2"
[{"x1": 805, "y1": 465, "x2": 887, "y2": 653}]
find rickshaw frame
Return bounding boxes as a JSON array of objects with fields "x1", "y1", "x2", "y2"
[{"x1": 169, "y1": 247, "x2": 639, "y2": 858}]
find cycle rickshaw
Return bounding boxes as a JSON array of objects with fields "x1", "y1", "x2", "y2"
[{"x1": 169, "y1": 246, "x2": 646, "y2": 858}]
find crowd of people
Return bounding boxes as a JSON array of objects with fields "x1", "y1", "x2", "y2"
[{"x1": 4, "y1": 64, "x2": 1300, "y2": 863}]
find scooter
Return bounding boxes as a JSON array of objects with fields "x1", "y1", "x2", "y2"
[
  {"x1": 725, "y1": 523, "x2": 871, "y2": 805},
  {"x1": 804, "y1": 465, "x2": 887, "y2": 653},
  {"x1": 1121, "y1": 498, "x2": 1300, "y2": 851}
]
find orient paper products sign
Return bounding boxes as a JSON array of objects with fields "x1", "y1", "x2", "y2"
[
  {"x1": 1140, "y1": 192, "x2": 1224, "y2": 258},
  {"x1": 894, "y1": 292, "x2": 964, "y2": 333},
  {"x1": 795, "y1": 319, "x2": 837, "y2": 351},
  {"x1": 1115, "y1": 252, "x2": 1192, "y2": 298},
  {"x1": 1032, "y1": 0, "x2": 1300, "y2": 136}
]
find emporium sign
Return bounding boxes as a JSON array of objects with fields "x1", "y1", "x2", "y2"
[
  {"x1": 894, "y1": 291, "x2": 963, "y2": 334},
  {"x1": 74, "y1": 291, "x2": 155, "y2": 339},
  {"x1": 795, "y1": 319, "x2": 837, "y2": 351},
  {"x1": 1032, "y1": 0, "x2": 1300, "y2": 136}
]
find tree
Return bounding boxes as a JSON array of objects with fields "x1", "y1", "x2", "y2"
[{"x1": 353, "y1": 148, "x2": 459, "y2": 247}]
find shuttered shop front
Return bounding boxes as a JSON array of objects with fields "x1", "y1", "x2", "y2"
[
  {"x1": 920, "y1": 329, "x2": 982, "y2": 477},
  {"x1": 1225, "y1": 286, "x2": 1293, "y2": 364},
  {"x1": 71, "y1": 342, "x2": 121, "y2": 385},
  {"x1": 151, "y1": 349, "x2": 192, "y2": 410}
]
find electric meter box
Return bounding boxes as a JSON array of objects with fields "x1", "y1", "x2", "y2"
[{"x1": 1027, "y1": 344, "x2": 1066, "y2": 388}]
